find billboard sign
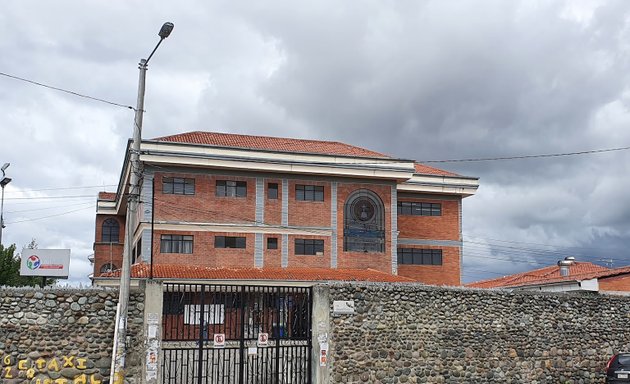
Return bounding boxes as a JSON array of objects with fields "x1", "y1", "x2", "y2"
[{"x1": 20, "y1": 249, "x2": 70, "y2": 278}]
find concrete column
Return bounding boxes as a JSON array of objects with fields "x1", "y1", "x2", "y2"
[
  {"x1": 311, "y1": 285, "x2": 330, "y2": 384},
  {"x1": 141, "y1": 280, "x2": 163, "y2": 384},
  {"x1": 390, "y1": 185, "x2": 398, "y2": 275},
  {"x1": 330, "y1": 182, "x2": 338, "y2": 268}
]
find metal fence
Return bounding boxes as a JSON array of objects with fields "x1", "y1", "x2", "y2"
[{"x1": 161, "y1": 284, "x2": 312, "y2": 384}]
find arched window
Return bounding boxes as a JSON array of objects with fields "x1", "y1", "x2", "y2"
[
  {"x1": 343, "y1": 189, "x2": 385, "y2": 253},
  {"x1": 100, "y1": 263, "x2": 118, "y2": 274},
  {"x1": 102, "y1": 218, "x2": 120, "y2": 243}
]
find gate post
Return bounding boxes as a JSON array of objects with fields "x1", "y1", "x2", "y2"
[
  {"x1": 141, "y1": 280, "x2": 164, "y2": 384},
  {"x1": 311, "y1": 285, "x2": 330, "y2": 384}
]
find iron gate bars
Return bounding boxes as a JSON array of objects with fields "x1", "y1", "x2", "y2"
[{"x1": 161, "y1": 283, "x2": 312, "y2": 384}]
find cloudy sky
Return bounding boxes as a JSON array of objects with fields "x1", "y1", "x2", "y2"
[{"x1": 2, "y1": 0, "x2": 630, "y2": 285}]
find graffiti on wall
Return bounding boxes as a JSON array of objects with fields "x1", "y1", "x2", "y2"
[{"x1": 2, "y1": 354, "x2": 103, "y2": 383}]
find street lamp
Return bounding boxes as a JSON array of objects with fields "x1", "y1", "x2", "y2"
[
  {"x1": 113, "y1": 22, "x2": 174, "y2": 383},
  {"x1": 0, "y1": 162, "x2": 11, "y2": 247}
]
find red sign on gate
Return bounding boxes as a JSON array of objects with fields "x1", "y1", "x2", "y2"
[
  {"x1": 213, "y1": 333, "x2": 225, "y2": 348},
  {"x1": 257, "y1": 333, "x2": 269, "y2": 347}
]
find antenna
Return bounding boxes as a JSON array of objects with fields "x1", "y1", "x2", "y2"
[{"x1": 599, "y1": 258, "x2": 613, "y2": 268}]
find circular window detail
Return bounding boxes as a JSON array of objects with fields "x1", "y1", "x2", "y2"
[
  {"x1": 100, "y1": 263, "x2": 118, "y2": 274},
  {"x1": 351, "y1": 198, "x2": 376, "y2": 222},
  {"x1": 344, "y1": 189, "x2": 385, "y2": 253}
]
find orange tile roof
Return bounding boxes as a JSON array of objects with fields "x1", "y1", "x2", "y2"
[
  {"x1": 101, "y1": 264, "x2": 415, "y2": 283},
  {"x1": 467, "y1": 262, "x2": 618, "y2": 289},
  {"x1": 153, "y1": 131, "x2": 391, "y2": 158},
  {"x1": 98, "y1": 192, "x2": 116, "y2": 200},
  {"x1": 414, "y1": 163, "x2": 459, "y2": 177}
]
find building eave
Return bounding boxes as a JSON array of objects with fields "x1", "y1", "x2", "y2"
[
  {"x1": 505, "y1": 277, "x2": 599, "y2": 292},
  {"x1": 139, "y1": 140, "x2": 416, "y2": 181},
  {"x1": 398, "y1": 175, "x2": 479, "y2": 197}
]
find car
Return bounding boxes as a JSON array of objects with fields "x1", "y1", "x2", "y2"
[{"x1": 606, "y1": 353, "x2": 630, "y2": 383}]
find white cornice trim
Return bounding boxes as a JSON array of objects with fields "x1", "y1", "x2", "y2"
[
  {"x1": 398, "y1": 175, "x2": 479, "y2": 197},
  {"x1": 140, "y1": 222, "x2": 332, "y2": 236},
  {"x1": 139, "y1": 141, "x2": 416, "y2": 179}
]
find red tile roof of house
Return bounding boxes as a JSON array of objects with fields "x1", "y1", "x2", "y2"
[
  {"x1": 98, "y1": 192, "x2": 116, "y2": 200},
  {"x1": 154, "y1": 131, "x2": 391, "y2": 159},
  {"x1": 414, "y1": 163, "x2": 459, "y2": 177},
  {"x1": 466, "y1": 261, "x2": 622, "y2": 289},
  {"x1": 101, "y1": 264, "x2": 415, "y2": 283}
]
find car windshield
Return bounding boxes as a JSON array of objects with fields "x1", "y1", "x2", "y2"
[{"x1": 618, "y1": 355, "x2": 630, "y2": 365}]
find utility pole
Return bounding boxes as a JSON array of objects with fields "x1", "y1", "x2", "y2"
[
  {"x1": 112, "y1": 22, "x2": 174, "y2": 384},
  {"x1": 0, "y1": 163, "x2": 11, "y2": 247}
]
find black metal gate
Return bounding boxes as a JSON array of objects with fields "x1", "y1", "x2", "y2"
[{"x1": 161, "y1": 284, "x2": 312, "y2": 384}]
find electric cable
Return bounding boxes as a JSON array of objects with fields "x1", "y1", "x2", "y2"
[
  {"x1": 0, "y1": 71, "x2": 135, "y2": 110},
  {"x1": 5, "y1": 205, "x2": 95, "y2": 224}
]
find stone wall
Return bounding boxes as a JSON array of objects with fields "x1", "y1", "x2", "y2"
[
  {"x1": 0, "y1": 288, "x2": 144, "y2": 384},
  {"x1": 325, "y1": 283, "x2": 630, "y2": 383}
]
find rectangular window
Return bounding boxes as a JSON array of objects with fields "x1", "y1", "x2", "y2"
[
  {"x1": 296, "y1": 185, "x2": 324, "y2": 201},
  {"x1": 267, "y1": 237, "x2": 278, "y2": 250},
  {"x1": 295, "y1": 239, "x2": 324, "y2": 255},
  {"x1": 268, "y1": 183, "x2": 278, "y2": 199},
  {"x1": 397, "y1": 248, "x2": 442, "y2": 265},
  {"x1": 163, "y1": 177, "x2": 195, "y2": 195},
  {"x1": 397, "y1": 202, "x2": 441, "y2": 216},
  {"x1": 216, "y1": 180, "x2": 247, "y2": 197},
  {"x1": 215, "y1": 236, "x2": 246, "y2": 249},
  {"x1": 160, "y1": 235, "x2": 193, "y2": 254},
  {"x1": 184, "y1": 304, "x2": 225, "y2": 325}
]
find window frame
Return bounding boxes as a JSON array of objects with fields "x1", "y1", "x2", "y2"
[
  {"x1": 160, "y1": 235, "x2": 194, "y2": 254},
  {"x1": 163, "y1": 177, "x2": 195, "y2": 195},
  {"x1": 397, "y1": 248, "x2": 443, "y2": 265},
  {"x1": 397, "y1": 202, "x2": 442, "y2": 216},
  {"x1": 267, "y1": 183, "x2": 279, "y2": 200},
  {"x1": 215, "y1": 236, "x2": 247, "y2": 249},
  {"x1": 296, "y1": 185, "x2": 324, "y2": 202},
  {"x1": 267, "y1": 237, "x2": 278, "y2": 250},
  {"x1": 216, "y1": 180, "x2": 247, "y2": 197},
  {"x1": 102, "y1": 218, "x2": 120, "y2": 243},
  {"x1": 295, "y1": 239, "x2": 324, "y2": 255}
]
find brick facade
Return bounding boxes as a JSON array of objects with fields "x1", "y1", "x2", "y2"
[
  {"x1": 396, "y1": 196, "x2": 462, "y2": 284},
  {"x1": 93, "y1": 214, "x2": 125, "y2": 276},
  {"x1": 93, "y1": 132, "x2": 478, "y2": 286},
  {"x1": 599, "y1": 274, "x2": 630, "y2": 292},
  {"x1": 95, "y1": 171, "x2": 465, "y2": 285}
]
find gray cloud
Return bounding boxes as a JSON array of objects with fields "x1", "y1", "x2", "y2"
[{"x1": 2, "y1": 0, "x2": 629, "y2": 284}]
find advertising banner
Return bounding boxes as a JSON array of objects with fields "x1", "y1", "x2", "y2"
[{"x1": 20, "y1": 249, "x2": 70, "y2": 278}]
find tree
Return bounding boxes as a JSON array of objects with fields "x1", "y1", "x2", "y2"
[{"x1": 0, "y1": 242, "x2": 54, "y2": 287}]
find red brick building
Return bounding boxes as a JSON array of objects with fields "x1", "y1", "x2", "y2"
[{"x1": 92, "y1": 131, "x2": 478, "y2": 285}]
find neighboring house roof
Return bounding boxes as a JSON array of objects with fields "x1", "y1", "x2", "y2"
[
  {"x1": 154, "y1": 131, "x2": 391, "y2": 159},
  {"x1": 414, "y1": 163, "x2": 459, "y2": 177},
  {"x1": 101, "y1": 264, "x2": 416, "y2": 283},
  {"x1": 467, "y1": 262, "x2": 612, "y2": 289},
  {"x1": 98, "y1": 192, "x2": 116, "y2": 201}
]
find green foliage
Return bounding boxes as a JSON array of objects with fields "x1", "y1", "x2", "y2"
[{"x1": 0, "y1": 243, "x2": 54, "y2": 287}]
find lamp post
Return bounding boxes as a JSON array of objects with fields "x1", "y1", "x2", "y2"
[
  {"x1": 113, "y1": 22, "x2": 173, "y2": 383},
  {"x1": 0, "y1": 163, "x2": 11, "y2": 247}
]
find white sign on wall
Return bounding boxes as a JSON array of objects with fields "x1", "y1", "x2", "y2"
[
  {"x1": 333, "y1": 300, "x2": 355, "y2": 315},
  {"x1": 20, "y1": 249, "x2": 70, "y2": 278}
]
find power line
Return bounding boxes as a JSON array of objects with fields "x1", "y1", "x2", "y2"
[
  {"x1": 419, "y1": 145, "x2": 630, "y2": 163},
  {"x1": 4, "y1": 184, "x2": 118, "y2": 194},
  {"x1": 6, "y1": 205, "x2": 95, "y2": 224},
  {"x1": 6, "y1": 201, "x2": 95, "y2": 214},
  {"x1": 463, "y1": 235, "x2": 624, "y2": 253},
  {"x1": 0, "y1": 71, "x2": 135, "y2": 110},
  {"x1": 4, "y1": 195, "x2": 95, "y2": 201}
]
